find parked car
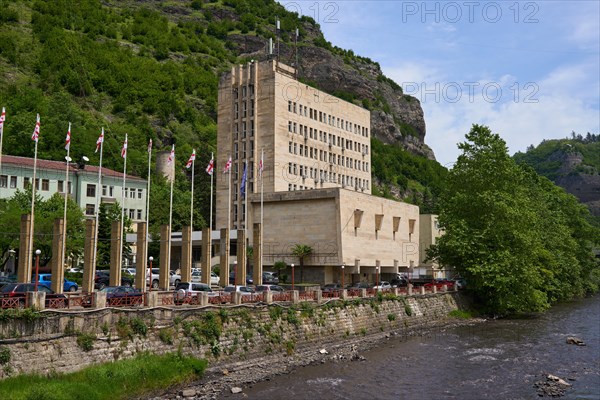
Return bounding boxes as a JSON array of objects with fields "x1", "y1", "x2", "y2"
[
  {"x1": 191, "y1": 271, "x2": 220, "y2": 286},
  {"x1": 348, "y1": 282, "x2": 371, "y2": 289},
  {"x1": 174, "y1": 282, "x2": 216, "y2": 304},
  {"x1": 255, "y1": 284, "x2": 284, "y2": 293},
  {"x1": 322, "y1": 283, "x2": 343, "y2": 293},
  {"x1": 122, "y1": 268, "x2": 136, "y2": 276},
  {"x1": 223, "y1": 285, "x2": 255, "y2": 295},
  {"x1": 95, "y1": 270, "x2": 133, "y2": 290},
  {"x1": 101, "y1": 286, "x2": 143, "y2": 306},
  {"x1": 373, "y1": 281, "x2": 392, "y2": 290},
  {"x1": 32, "y1": 273, "x2": 78, "y2": 292},
  {"x1": 229, "y1": 272, "x2": 254, "y2": 285},
  {"x1": 146, "y1": 268, "x2": 181, "y2": 288},
  {"x1": 390, "y1": 277, "x2": 408, "y2": 287},
  {"x1": 1, "y1": 283, "x2": 67, "y2": 307},
  {"x1": 0, "y1": 275, "x2": 17, "y2": 290},
  {"x1": 262, "y1": 272, "x2": 279, "y2": 284},
  {"x1": 66, "y1": 268, "x2": 82, "y2": 274},
  {"x1": 423, "y1": 279, "x2": 455, "y2": 290}
]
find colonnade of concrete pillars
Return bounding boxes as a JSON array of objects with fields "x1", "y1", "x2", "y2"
[{"x1": 15, "y1": 211, "x2": 265, "y2": 292}]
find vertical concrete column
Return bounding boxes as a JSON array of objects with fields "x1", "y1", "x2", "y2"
[
  {"x1": 181, "y1": 225, "x2": 192, "y2": 283},
  {"x1": 94, "y1": 291, "x2": 107, "y2": 309},
  {"x1": 392, "y1": 288, "x2": 399, "y2": 296},
  {"x1": 135, "y1": 222, "x2": 147, "y2": 290},
  {"x1": 253, "y1": 223, "x2": 263, "y2": 285},
  {"x1": 17, "y1": 214, "x2": 32, "y2": 283},
  {"x1": 236, "y1": 229, "x2": 246, "y2": 286},
  {"x1": 50, "y1": 218, "x2": 65, "y2": 294},
  {"x1": 408, "y1": 284, "x2": 413, "y2": 296},
  {"x1": 219, "y1": 228, "x2": 229, "y2": 287},
  {"x1": 199, "y1": 292, "x2": 208, "y2": 306},
  {"x1": 420, "y1": 286, "x2": 426, "y2": 295},
  {"x1": 201, "y1": 227, "x2": 211, "y2": 285},
  {"x1": 82, "y1": 219, "x2": 96, "y2": 293},
  {"x1": 146, "y1": 291, "x2": 159, "y2": 307},
  {"x1": 159, "y1": 224, "x2": 171, "y2": 290},
  {"x1": 265, "y1": 291, "x2": 273, "y2": 304},
  {"x1": 109, "y1": 221, "x2": 122, "y2": 287},
  {"x1": 27, "y1": 291, "x2": 45, "y2": 310},
  {"x1": 442, "y1": 284, "x2": 448, "y2": 292},
  {"x1": 341, "y1": 289, "x2": 348, "y2": 300},
  {"x1": 360, "y1": 289, "x2": 367, "y2": 298},
  {"x1": 432, "y1": 285, "x2": 437, "y2": 294},
  {"x1": 316, "y1": 290, "x2": 323, "y2": 304},
  {"x1": 291, "y1": 290, "x2": 299, "y2": 304},
  {"x1": 234, "y1": 292, "x2": 242, "y2": 305}
]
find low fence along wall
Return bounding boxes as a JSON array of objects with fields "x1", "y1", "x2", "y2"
[{"x1": 0, "y1": 292, "x2": 468, "y2": 379}]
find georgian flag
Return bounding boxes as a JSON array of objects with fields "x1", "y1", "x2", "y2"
[
  {"x1": 95, "y1": 128, "x2": 104, "y2": 153},
  {"x1": 205, "y1": 157, "x2": 214, "y2": 175},
  {"x1": 185, "y1": 149, "x2": 196, "y2": 169},
  {"x1": 148, "y1": 139, "x2": 152, "y2": 153},
  {"x1": 240, "y1": 162, "x2": 248, "y2": 199},
  {"x1": 222, "y1": 156, "x2": 232, "y2": 173},
  {"x1": 0, "y1": 107, "x2": 6, "y2": 137},
  {"x1": 31, "y1": 114, "x2": 40, "y2": 142},
  {"x1": 258, "y1": 155, "x2": 263, "y2": 178},
  {"x1": 167, "y1": 144, "x2": 175, "y2": 165},
  {"x1": 65, "y1": 123, "x2": 71, "y2": 151},
  {"x1": 121, "y1": 134, "x2": 128, "y2": 158}
]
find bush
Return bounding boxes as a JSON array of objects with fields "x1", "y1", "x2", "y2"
[
  {"x1": 76, "y1": 333, "x2": 95, "y2": 352},
  {"x1": 0, "y1": 347, "x2": 11, "y2": 365}
]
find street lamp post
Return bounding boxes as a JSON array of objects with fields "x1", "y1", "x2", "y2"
[
  {"x1": 148, "y1": 256, "x2": 153, "y2": 291},
  {"x1": 341, "y1": 263, "x2": 345, "y2": 289},
  {"x1": 291, "y1": 263, "x2": 295, "y2": 291},
  {"x1": 375, "y1": 266, "x2": 380, "y2": 292},
  {"x1": 34, "y1": 249, "x2": 41, "y2": 292},
  {"x1": 234, "y1": 260, "x2": 237, "y2": 291}
]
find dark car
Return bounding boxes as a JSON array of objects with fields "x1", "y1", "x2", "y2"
[
  {"x1": 348, "y1": 282, "x2": 371, "y2": 289},
  {"x1": 101, "y1": 286, "x2": 143, "y2": 306},
  {"x1": 1, "y1": 283, "x2": 67, "y2": 307},
  {"x1": 390, "y1": 277, "x2": 408, "y2": 287},
  {"x1": 322, "y1": 283, "x2": 343, "y2": 293},
  {"x1": 95, "y1": 270, "x2": 133, "y2": 290},
  {"x1": 0, "y1": 275, "x2": 17, "y2": 290},
  {"x1": 229, "y1": 272, "x2": 254, "y2": 285},
  {"x1": 262, "y1": 272, "x2": 279, "y2": 284}
]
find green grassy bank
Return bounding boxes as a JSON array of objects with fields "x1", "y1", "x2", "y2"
[{"x1": 0, "y1": 352, "x2": 206, "y2": 400}]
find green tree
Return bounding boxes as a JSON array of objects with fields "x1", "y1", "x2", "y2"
[
  {"x1": 96, "y1": 202, "x2": 131, "y2": 270},
  {"x1": 291, "y1": 244, "x2": 313, "y2": 283},
  {"x1": 429, "y1": 124, "x2": 600, "y2": 315}
]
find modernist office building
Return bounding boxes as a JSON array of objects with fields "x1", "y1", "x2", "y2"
[{"x1": 216, "y1": 60, "x2": 420, "y2": 284}]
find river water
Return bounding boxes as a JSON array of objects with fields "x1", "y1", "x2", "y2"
[{"x1": 231, "y1": 295, "x2": 600, "y2": 400}]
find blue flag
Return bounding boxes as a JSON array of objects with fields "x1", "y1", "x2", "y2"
[{"x1": 240, "y1": 162, "x2": 247, "y2": 198}]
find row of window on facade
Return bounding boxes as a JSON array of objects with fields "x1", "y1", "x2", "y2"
[
  {"x1": 84, "y1": 203, "x2": 143, "y2": 220},
  {"x1": 232, "y1": 84, "x2": 255, "y2": 100},
  {"x1": 288, "y1": 100, "x2": 369, "y2": 137},
  {"x1": 233, "y1": 100, "x2": 255, "y2": 120},
  {"x1": 287, "y1": 122, "x2": 369, "y2": 155},
  {"x1": 0, "y1": 175, "x2": 72, "y2": 193},
  {"x1": 233, "y1": 120, "x2": 255, "y2": 140},
  {"x1": 288, "y1": 142, "x2": 370, "y2": 173},
  {"x1": 287, "y1": 163, "x2": 369, "y2": 190},
  {"x1": 233, "y1": 140, "x2": 255, "y2": 161},
  {"x1": 85, "y1": 184, "x2": 143, "y2": 200}
]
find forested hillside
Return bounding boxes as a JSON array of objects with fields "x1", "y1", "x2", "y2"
[
  {"x1": 514, "y1": 133, "x2": 600, "y2": 219},
  {"x1": 0, "y1": 0, "x2": 446, "y2": 231}
]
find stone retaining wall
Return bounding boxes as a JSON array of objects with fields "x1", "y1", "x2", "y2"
[{"x1": 0, "y1": 292, "x2": 469, "y2": 379}]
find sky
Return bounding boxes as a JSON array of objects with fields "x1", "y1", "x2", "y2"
[{"x1": 280, "y1": 0, "x2": 600, "y2": 166}]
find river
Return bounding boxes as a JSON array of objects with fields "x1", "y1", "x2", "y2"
[{"x1": 224, "y1": 295, "x2": 600, "y2": 399}]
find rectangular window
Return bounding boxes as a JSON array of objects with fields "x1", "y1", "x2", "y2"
[
  {"x1": 85, "y1": 204, "x2": 95, "y2": 215},
  {"x1": 130, "y1": 188, "x2": 135, "y2": 198},
  {"x1": 109, "y1": 186, "x2": 114, "y2": 197},
  {"x1": 102, "y1": 185, "x2": 107, "y2": 196},
  {"x1": 58, "y1": 180, "x2": 64, "y2": 193},
  {"x1": 41, "y1": 179, "x2": 49, "y2": 191},
  {"x1": 10, "y1": 176, "x2": 17, "y2": 188},
  {"x1": 129, "y1": 209, "x2": 135, "y2": 219},
  {"x1": 137, "y1": 209, "x2": 142, "y2": 220},
  {"x1": 0, "y1": 175, "x2": 7, "y2": 188},
  {"x1": 138, "y1": 188, "x2": 143, "y2": 199},
  {"x1": 86, "y1": 184, "x2": 96, "y2": 197}
]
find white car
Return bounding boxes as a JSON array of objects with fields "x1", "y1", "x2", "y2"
[
  {"x1": 223, "y1": 285, "x2": 255, "y2": 296},
  {"x1": 191, "y1": 270, "x2": 220, "y2": 286},
  {"x1": 146, "y1": 268, "x2": 181, "y2": 288},
  {"x1": 373, "y1": 281, "x2": 391, "y2": 290}
]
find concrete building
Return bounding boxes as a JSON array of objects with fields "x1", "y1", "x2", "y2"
[
  {"x1": 216, "y1": 60, "x2": 420, "y2": 284},
  {"x1": 418, "y1": 214, "x2": 442, "y2": 278}
]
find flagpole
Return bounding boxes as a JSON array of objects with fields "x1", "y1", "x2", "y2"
[
  {"x1": 209, "y1": 152, "x2": 213, "y2": 232},
  {"x1": 190, "y1": 151, "x2": 195, "y2": 270},
  {"x1": 260, "y1": 148, "x2": 264, "y2": 274},
  {"x1": 168, "y1": 145, "x2": 175, "y2": 274},
  {"x1": 29, "y1": 114, "x2": 40, "y2": 267},
  {"x1": 62, "y1": 123, "x2": 71, "y2": 272},
  {"x1": 120, "y1": 134, "x2": 127, "y2": 270},
  {"x1": 92, "y1": 128, "x2": 104, "y2": 272},
  {"x1": 0, "y1": 107, "x2": 5, "y2": 198},
  {"x1": 227, "y1": 156, "x2": 231, "y2": 231},
  {"x1": 244, "y1": 159, "x2": 248, "y2": 239},
  {"x1": 145, "y1": 139, "x2": 152, "y2": 285}
]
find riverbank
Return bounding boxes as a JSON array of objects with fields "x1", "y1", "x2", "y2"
[{"x1": 153, "y1": 317, "x2": 484, "y2": 400}]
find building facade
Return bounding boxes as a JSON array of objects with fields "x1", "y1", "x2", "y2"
[
  {"x1": 0, "y1": 155, "x2": 147, "y2": 220},
  {"x1": 216, "y1": 60, "x2": 420, "y2": 284},
  {"x1": 216, "y1": 60, "x2": 372, "y2": 230}
]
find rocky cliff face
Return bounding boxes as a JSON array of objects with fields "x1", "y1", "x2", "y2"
[{"x1": 229, "y1": 30, "x2": 435, "y2": 160}]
